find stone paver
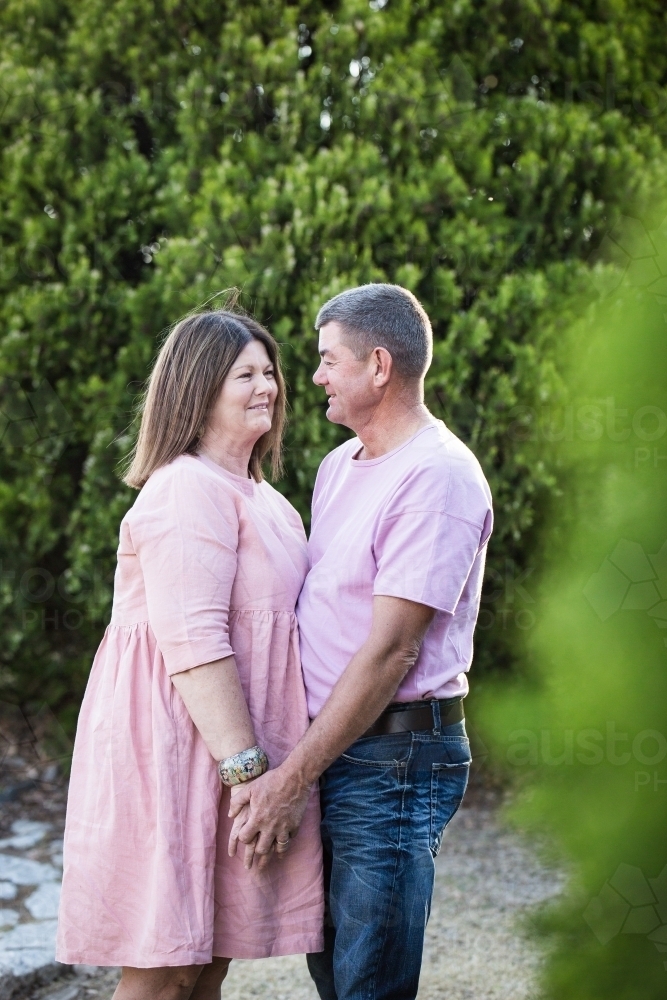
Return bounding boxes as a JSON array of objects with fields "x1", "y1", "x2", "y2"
[
  {"x1": 25, "y1": 884, "x2": 61, "y2": 921},
  {"x1": 0, "y1": 920, "x2": 58, "y2": 982},
  {"x1": 0, "y1": 819, "x2": 62, "y2": 995},
  {"x1": 0, "y1": 855, "x2": 59, "y2": 888},
  {"x1": 0, "y1": 823, "x2": 53, "y2": 852}
]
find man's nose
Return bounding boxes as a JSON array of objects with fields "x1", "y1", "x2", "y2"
[{"x1": 313, "y1": 363, "x2": 327, "y2": 386}]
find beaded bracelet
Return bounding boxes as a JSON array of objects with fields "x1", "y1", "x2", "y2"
[{"x1": 218, "y1": 745, "x2": 269, "y2": 786}]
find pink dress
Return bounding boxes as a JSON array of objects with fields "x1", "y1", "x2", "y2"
[{"x1": 56, "y1": 453, "x2": 324, "y2": 966}]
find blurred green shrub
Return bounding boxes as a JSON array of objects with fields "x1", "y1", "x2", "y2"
[
  {"x1": 478, "y1": 274, "x2": 667, "y2": 997},
  {"x1": 2, "y1": 0, "x2": 667, "y2": 723}
]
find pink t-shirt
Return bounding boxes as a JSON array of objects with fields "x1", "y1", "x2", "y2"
[{"x1": 297, "y1": 422, "x2": 493, "y2": 718}]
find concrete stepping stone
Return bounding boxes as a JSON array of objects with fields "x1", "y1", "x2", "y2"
[
  {"x1": 0, "y1": 911, "x2": 19, "y2": 931},
  {"x1": 25, "y1": 882, "x2": 61, "y2": 920},
  {"x1": 0, "y1": 854, "x2": 59, "y2": 886},
  {"x1": 0, "y1": 918, "x2": 58, "y2": 977},
  {"x1": 0, "y1": 821, "x2": 52, "y2": 851}
]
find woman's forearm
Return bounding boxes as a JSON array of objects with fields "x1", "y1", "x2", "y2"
[{"x1": 171, "y1": 656, "x2": 255, "y2": 762}]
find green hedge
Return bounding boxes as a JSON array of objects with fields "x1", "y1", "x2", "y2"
[{"x1": 2, "y1": 0, "x2": 667, "y2": 724}]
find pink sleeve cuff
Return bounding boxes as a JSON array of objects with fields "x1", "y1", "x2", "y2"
[{"x1": 161, "y1": 635, "x2": 235, "y2": 676}]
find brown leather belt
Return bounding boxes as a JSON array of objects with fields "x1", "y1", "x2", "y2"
[{"x1": 361, "y1": 697, "x2": 464, "y2": 738}]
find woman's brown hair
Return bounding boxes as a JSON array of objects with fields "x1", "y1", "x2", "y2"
[{"x1": 121, "y1": 308, "x2": 286, "y2": 489}]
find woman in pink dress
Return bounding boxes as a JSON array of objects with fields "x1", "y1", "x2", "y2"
[{"x1": 56, "y1": 309, "x2": 324, "y2": 999}]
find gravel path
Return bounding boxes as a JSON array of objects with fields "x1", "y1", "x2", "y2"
[
  {"x1": 418, "y1": 798, "x2": 564, "y2": 1000},
  {"x1": 16, "y1": 789, "x2": 563, "y2": 1000}
]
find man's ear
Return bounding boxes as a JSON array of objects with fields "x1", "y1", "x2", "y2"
[{"x1": 372, "y1": 347, "x2": 393, "y2": 387}]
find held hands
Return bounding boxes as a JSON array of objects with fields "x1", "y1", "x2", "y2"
[{"x1": 228, "y1": 765, "x2": 311, "y2": 871}]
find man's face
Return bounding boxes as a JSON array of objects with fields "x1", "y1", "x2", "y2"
[{"x1": 313, "y1": 321, "x2": 375, "y2": 428}]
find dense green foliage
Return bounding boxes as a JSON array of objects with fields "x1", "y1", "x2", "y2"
[
  {"x1": 479, "y1": 280, "x2": 667, "y2": 999},
  {"x1": 2, "y1": 0, "x2": 667, "y2": 722}
]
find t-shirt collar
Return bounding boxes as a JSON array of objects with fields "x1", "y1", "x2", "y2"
[{"x1": 349, "y1": 421, "x2": 443, "y2": 467}]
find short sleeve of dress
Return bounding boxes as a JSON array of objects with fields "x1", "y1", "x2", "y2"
[{"x1": 129, "y1": 461, "x2": 239, "y2": 675}]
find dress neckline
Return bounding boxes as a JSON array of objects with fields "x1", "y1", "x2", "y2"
[{"x1": 193, "y1": 453, "x2": 255, "y2": 496}]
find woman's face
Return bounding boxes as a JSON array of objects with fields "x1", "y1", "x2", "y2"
[{"x1": 205, "y1": 339, "x2": 278, "y2": 451}]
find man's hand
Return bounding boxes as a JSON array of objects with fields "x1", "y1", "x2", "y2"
[{"x1": 228, "y1": 765, "x2": 311, "y2": 870}]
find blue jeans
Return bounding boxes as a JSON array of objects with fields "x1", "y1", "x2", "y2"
[{"x1": 306, "y1": 713, "x2": 471, "y2": 1000}]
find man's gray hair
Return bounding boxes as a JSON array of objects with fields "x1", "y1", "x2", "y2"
[{"x1": 315, "y1": 283, "x2": 433, "y2": 379}]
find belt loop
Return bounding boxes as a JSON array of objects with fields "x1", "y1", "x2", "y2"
[{"x1": 431, "y1": 699, "x2": 441, "y2": 735}]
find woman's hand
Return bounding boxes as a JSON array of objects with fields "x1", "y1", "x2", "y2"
[
  {"x1": 229, "y1": 786, "x2": 282, "y2": 870},
  {"x1": 228, "y1": 795, "x2": 263, "y2": 870},
  {"x1": 228, "y1": 765, "x2": 310, "y2": 870}
]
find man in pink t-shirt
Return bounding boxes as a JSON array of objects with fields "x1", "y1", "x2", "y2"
[{"x1": 230, "y1": 283, "x2": 492, "y2": 1000}]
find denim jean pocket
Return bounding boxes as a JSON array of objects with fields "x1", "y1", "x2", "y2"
[
  {"x1": 341, "y1": 733, "x2": 412, "y2": 768},
  {"x1": 428, "y1": 734, "x2": 472, "y2": 766},
  {"x1": 429, "y1": 744, "x2": 471, "y2": 857}
]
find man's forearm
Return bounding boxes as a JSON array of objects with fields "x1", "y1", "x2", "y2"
[
  {"x1": 281, "y1": 642, "x2": 414, "y2": 790},
  {"x1": 281, "y1": 597, "x2": 434, "y2": 790}
]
